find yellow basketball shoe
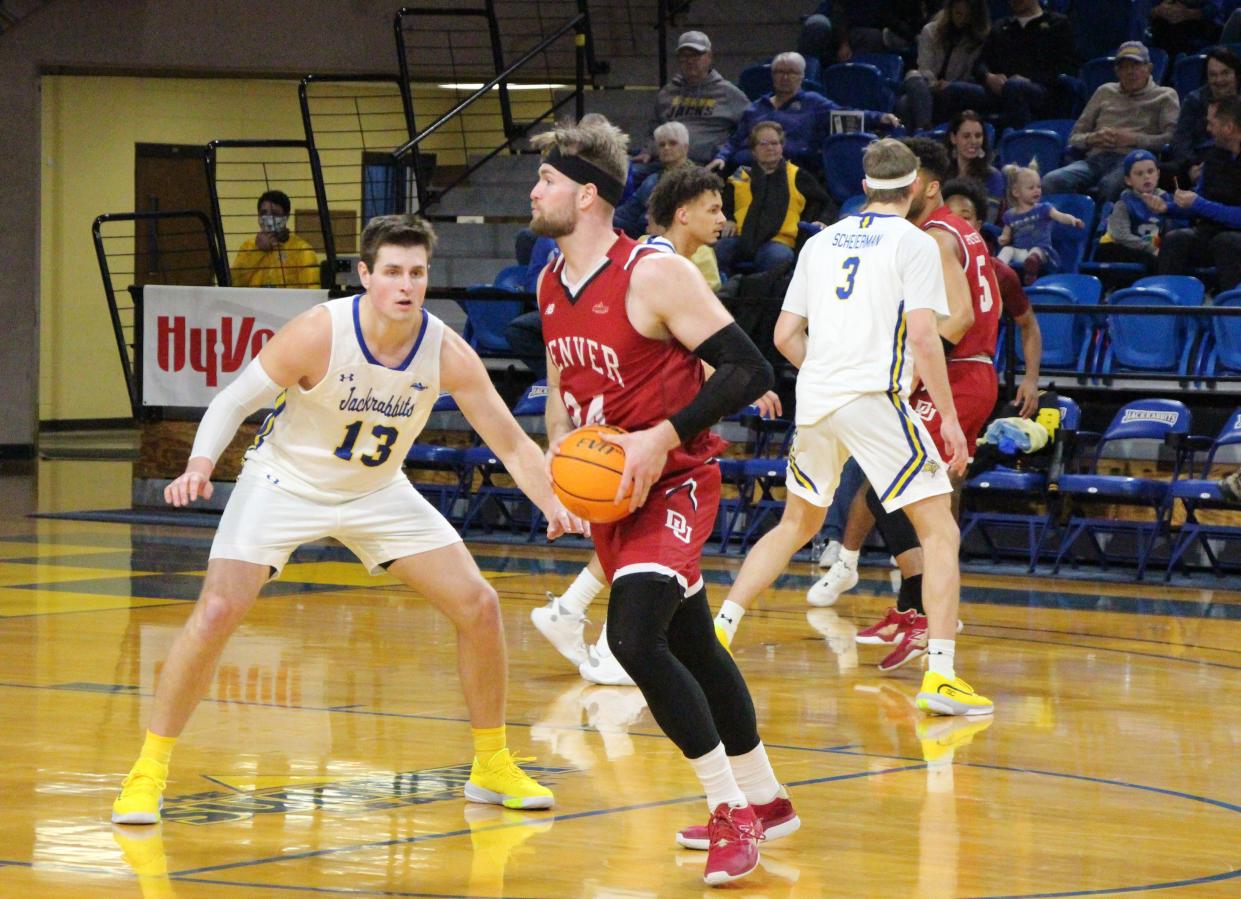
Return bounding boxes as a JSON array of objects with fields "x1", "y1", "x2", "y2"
[
  {"x1": 916, "y1": 672, "x2": 994, "y2": 717},
  {"x1": 465, "y1": 749, "x2": 554, "y2": 810},
  {"x1": 112, "y1": 757, "x2": 166, "y2": 824},
  {"x1": 714, "y1": 621, "x2": 733, "y2": 656}
]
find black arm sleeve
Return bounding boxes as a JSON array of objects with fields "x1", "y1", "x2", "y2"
[{"x1": 668, "y1": 322, "x2": 774, "y2": 442}]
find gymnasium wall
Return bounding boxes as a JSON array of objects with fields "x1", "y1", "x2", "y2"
[{"x1": 1, "y1": 0, "x2": 441, "y2": 447}]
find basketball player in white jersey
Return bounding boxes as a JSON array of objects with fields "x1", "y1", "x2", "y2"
[{"x1": 112, "y1": 215, "x2": 584, "y2": 826}]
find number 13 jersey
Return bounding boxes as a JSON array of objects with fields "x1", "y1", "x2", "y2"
[
  {"x1": 245, "y1": 295, "x2": 444, "y2": 501},
  {"x1": 538, "y1": 233, "x2": 726, "y2": 474},
  {"x1": 782, "y1": 212, "x2": 948, "y2": 427}
]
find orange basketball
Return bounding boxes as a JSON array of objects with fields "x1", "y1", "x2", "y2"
[{"x1": 550, "y1": 424, "x2": 632, "y2": 523}]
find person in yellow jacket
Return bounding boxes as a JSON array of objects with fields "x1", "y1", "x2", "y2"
[
  {"x1": 716, "y1": 121, "x2": 832, "y2": 275},
  {"x1": 231, "y1": 190, "x2": 321, "y2": 288}
]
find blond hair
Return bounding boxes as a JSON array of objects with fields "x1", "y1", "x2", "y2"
[
  {"x1": 862, "y1": 138, "x2": 918, "y2": 204},
  {"x1": 1001, "y1": 160, "x2": 1041, "y2": 206},
  {"x1": 530, "y1": 117, "x2": 630, "y2": 189}
]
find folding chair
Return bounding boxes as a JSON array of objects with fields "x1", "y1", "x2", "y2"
[
  {"x1": 1166, "y1": 407, "x2": 1241, "y2": 579},
  {"x1": 998, "y1": 129, "x2": 1065, "y2": 174},
  {"x1": 1051, "y1": 398, "x2": 1191, "y2": 579},
  {"x1": 960, "y1": 396, "x2": 1081, "y2": 569}
]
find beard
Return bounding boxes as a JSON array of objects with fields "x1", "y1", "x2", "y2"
[
  {"x1": 530, "y1": 206, "x2": 577, "y2": 238},
  {"x1": 906, "y1": 191, "x2": 926, "y2": 222}
]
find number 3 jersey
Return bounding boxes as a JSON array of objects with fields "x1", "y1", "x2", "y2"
[
  {"x1": 244, "y1": 295, "x2": 444, "y2": 501},
  {"x1": 538, "y1": 233, "x2": 727, "y2": 475},
  {"x1": 782, "y1": 212, "x2": 948, "y2": 427}
]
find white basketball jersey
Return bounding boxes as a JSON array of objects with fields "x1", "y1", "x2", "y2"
[
  {"x1": 245, "y1": 295, "x2": 444, "y2": 500},
  {"x1": 782, "y1": 212, "x2": 948, "y2": 426}
]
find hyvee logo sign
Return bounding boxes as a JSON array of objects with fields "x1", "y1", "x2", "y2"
[
  {"x1": 156, "y1": 315, "x2": 274, "y2": 387},
  {"x1": 142, "y1": 285, "x2": 327, "y2": 407}
]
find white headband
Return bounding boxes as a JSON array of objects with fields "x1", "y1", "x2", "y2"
[{"x1": 864, "y1": 169, "x2": 918, "y2": 190}]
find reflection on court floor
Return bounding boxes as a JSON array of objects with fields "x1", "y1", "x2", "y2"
[{"x1": 2, "y1": 513, "x2": 1241, "y2": 897}]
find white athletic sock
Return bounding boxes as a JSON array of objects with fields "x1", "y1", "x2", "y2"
[
  {"x1": 729, "y1": 742, "x2": 781, "y2": 805},
  {"x1": 838, "y1": 547, "x2": 860, "y2": 568},
  {"x1": 689, "y1": 743, "x2": 747, "y2": 811},
  {"x1": 714, "y1": 600, "x2": 746, "y2": 641},
  {"x1": 927, "y1": 638, "x2": 956, "y2": 678},
  {"x1": 559, "y1": 567, "x2": 605, "y2": 616}
]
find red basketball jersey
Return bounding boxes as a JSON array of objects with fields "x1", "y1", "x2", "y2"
[
  {"x1": 538, "y1": 234, "x2": 727, "y2": 474},
  {"x1": 923, "y1": 205, "x2": 1002, "y2": 361}
]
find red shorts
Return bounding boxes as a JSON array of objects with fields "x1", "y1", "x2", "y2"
[
  {"x1": 908, "y1": 360, "x2": 998, "y2": 459},
  {"x1": 592, "y1": 462, "x2": 721, "y2": 594}
]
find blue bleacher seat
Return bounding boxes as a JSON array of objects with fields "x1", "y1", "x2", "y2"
[
  {"x1": 836, "y1": 194, "x2": 867, "y2": 220},
  {"x1": 1166, "y1": 406, "x2": 1241, "y2": 578},
  {"x1": 1022, "y1": 284, "x2": 1096, "y2": 373},
  {"x1": 1052, "y1": 398, "x2": 1191, "y2": 579},
  {"x1": 821, "y1": 132, "x2": 876, "y2": 203},
  {"x1": 998, "y1": 129, "x2": 1066, "y2": 174},
  {"x1": 1044, "y1": 192, "x2": 1096, "y2": 274},
  {"x1": 1027, "y1": 119, "x2": 1077, "y2": 143},
  {"x1": 493, "y1": 263, "x2": 529, "y2": 293},
  {"x1": 1173, "y1": 53, "x2": 1207, "y2": 99},
  {"x1": 821, "y1": 63, "x2": 893, "y2": 112},
  {"x1": 738, "y1": 62, "x2": 824, "y2": 101},
  {"x1": 458, "y1": 284, "x2": 524, "y2": 356},
  {"x1": 851, "y1": 53, "x2": 903, "y2": 83},
  {"x1": 1099, "y1": 286, "x2": 1200, "y2": 378},
  {"x1": 1196, "y1": 289, "x2": 1241, "y2": 378},
  {"x1": 960, "y1": 395, "x2": 1081, "y2": 569}
]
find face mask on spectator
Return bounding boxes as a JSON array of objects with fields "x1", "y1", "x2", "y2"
[{"x1": 259, "y1": 214, "x2": 288, "y2": 233}]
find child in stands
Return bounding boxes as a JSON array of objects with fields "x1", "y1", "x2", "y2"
[
  {"x1": 1096, "y1": 149, "x2": 1187, "y2": 273},
  {"x1": 998, "y1": 161, "x2": 1084, "y2": 284}
]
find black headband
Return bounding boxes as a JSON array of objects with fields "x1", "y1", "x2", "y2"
[{"x1": 545, "y1": 146, "x2": 625, "y2": 207}]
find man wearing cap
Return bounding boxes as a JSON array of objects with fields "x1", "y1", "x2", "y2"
[
  {"x1": 644, "y1": 31, "x2": 751, "y2": 166},
  {"x1": 1042, "y1": 41, "x2": 1180, "y2": 202}
]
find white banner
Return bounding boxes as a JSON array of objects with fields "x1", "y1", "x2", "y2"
[{"x1": 141, "y1": 285, "x2": 328, "y2": 407}]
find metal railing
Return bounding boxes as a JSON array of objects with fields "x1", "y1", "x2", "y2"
[
  {"x1": 655, "y1": 0, "x2": 694, "y2": 86},
  {"x1": 92, "y1": 211, "x2": 225, "y2": 416},
  {"x1": 393, "y1": 4, "x2": 589, "y2": 213},
  {"x1": 204, "y1": 139, "x2": 335, "y2": 287}
]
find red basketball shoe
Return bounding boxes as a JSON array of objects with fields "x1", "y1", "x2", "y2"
[
  {"x1": 677, "y1": 786, "x2": 797, "y2": 850},
  {"x1": 878, "y1": 615, "x2": 928, "y2": 671},
  {"x1": 701, "y1": 802, "x2": 762, "y2": 886},
  {"x1": 855, "y1": 607, "x2": 919, "y2": 645}
]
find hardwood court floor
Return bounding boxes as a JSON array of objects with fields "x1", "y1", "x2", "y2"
[{"x1": 2, "y1": 460, "x2": 1241, "y2": 897}]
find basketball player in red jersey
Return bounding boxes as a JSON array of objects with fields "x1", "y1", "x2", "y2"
[
  {"x1": 530, "y1": 119, "x2": 798, "y2": 887},
  {"x1": 811, "y1": 137, "x2": 1013, "y2": 671}
]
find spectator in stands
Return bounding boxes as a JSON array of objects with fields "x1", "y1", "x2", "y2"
[
  {"x1": 708, "y1": 51, "x2": 900, "y2": 175},
  {"x1": 715, "y1": 121, "x2": 833, "y2": 275},
  {"x1": 1097, "y1": 149, "x2": 1189, "y2": 272},
  {"x1": 1149, "y1": 1, "x2": 1223, "y2": 61},
  {"x1": 1157, "y1": 95, "x2": 1241, "y2": 290},
  {"x1": 1042, "y1": 42, "x2": 1180, "y2": 202},
  {"x1": 1219, "y1": 465, "x2": 1241, "y2": 501},
  {"x1": 952, "y1": 0, "x2": 1077, "y2": 132},
  {"x1": 998, "y1": 160, "x2": 1085, "y2": 284},
  {"x1": 798, "y1": 2, "x2": 935, "y2": 74},
  {"x1": 942, "y1": 176, "x2": 1044, "y2": 415},
  {"x1": 231, "y1": 190, "x2": 320, "y2": 289},
  {"x1": 945, "y1": 109, "x2": 1004, "y2": 222},
  {"x1": 1167, "y1": 46, "x2": 1241, "y2": 183},
  {"x1": 638, "y1": 31, "x2": 750, "y2": 166},
  {"x1": 614, "y1": 122, "x2": 691, "y2": 238},
  {"x1": 897, "y1": 0, "x2": 991, "y2": 132}
]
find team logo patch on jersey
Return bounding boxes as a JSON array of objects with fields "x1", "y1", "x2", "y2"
[
  {"x1": 592, "y1": 300, "x2": 609, "y2": 315},
  {"x1": 924, "y1": 459, "x2": 941, "y2": 476},
  {"x1": 339, "y1": 373, "x2": 355, "y2": 382},
  {"x1": 665, "y1": 510, "x2": 693, "y2": 544},
  {"x1": 158, "y1": 762, "x2": 574, "y2": 826},
  {"x1": 544, "y1": 303, "x2": 555, "y2": 316},
  {"x1": 411, "y1": 381, "x2": 428, "y2": 391},
  {"x1": 913, "y1": 399, "x2": 937, "y2": 420}
]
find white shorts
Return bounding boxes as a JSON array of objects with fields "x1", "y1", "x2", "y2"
[
  {"x1": 210, "y1": 465, "x2": 461, "y2": 578},
  {"x1": 786, "y1": 393, "x2": 952, "y2": 513}
]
